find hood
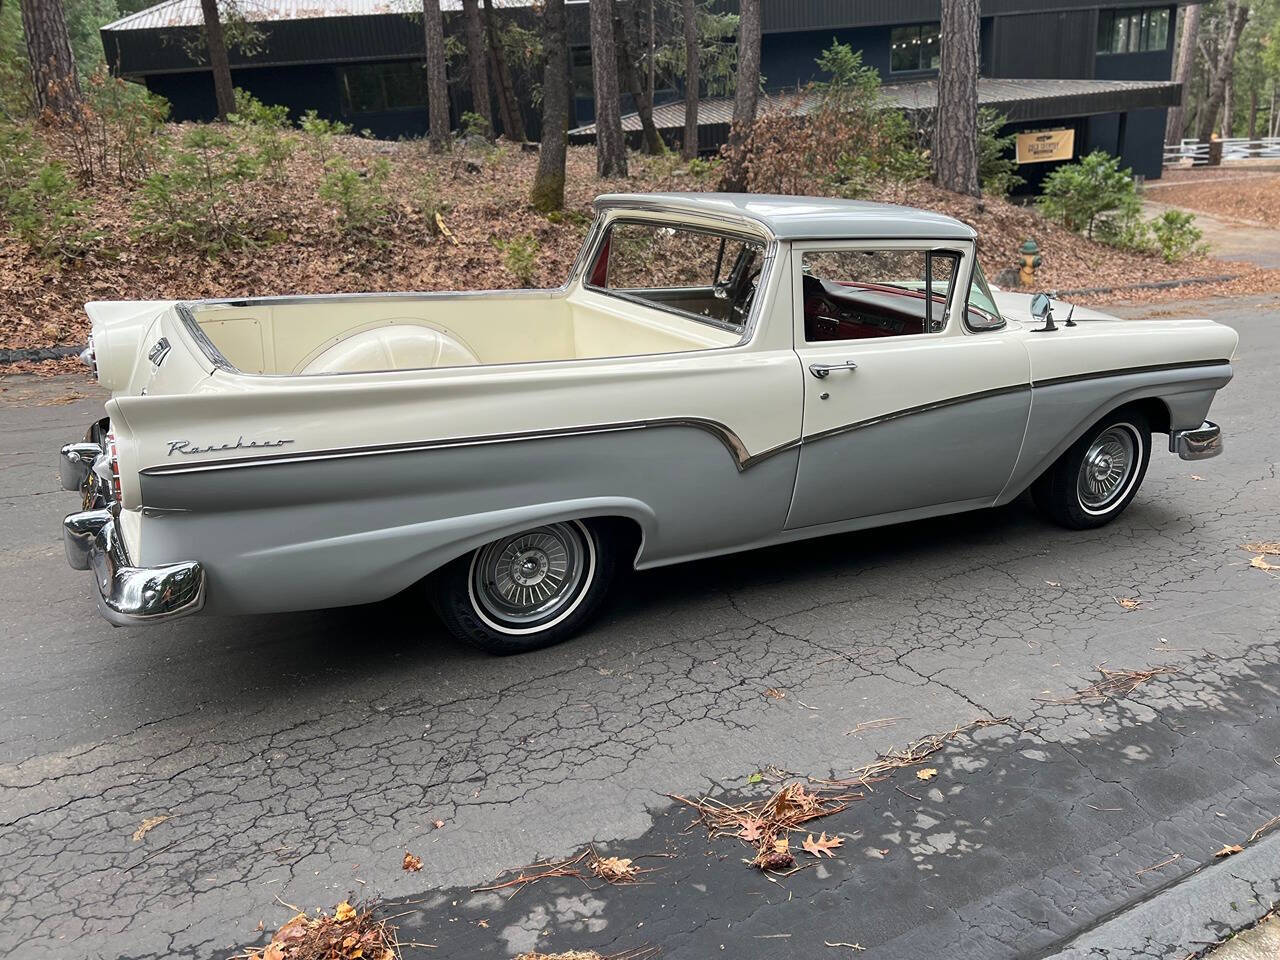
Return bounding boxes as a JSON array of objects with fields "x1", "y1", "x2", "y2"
[{"x1": 991, "y1": 289, "x2": 1123, "y2": 326}]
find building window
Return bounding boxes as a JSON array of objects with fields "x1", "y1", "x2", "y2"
[
  {"x1": 1097, "y1": 7, "x2": 1171, "y2": 54},
  {"x1": 339, "y1": 61, "x2": 427, "y2": 114},
  {"x1": 890, "y1": 22, "x2": 941, "y2": 73},
  {"x1": 571, "y1": 47, "x2": 593, "y2": 99}
]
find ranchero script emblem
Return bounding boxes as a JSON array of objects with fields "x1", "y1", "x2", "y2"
[{"x1": 167, "y1": 437, "x2": 295, "y2": 456}]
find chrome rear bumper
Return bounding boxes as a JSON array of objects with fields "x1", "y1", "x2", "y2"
[
  {"x1": 1170, "y1": 420, "x2": 1223, "y2": 461},
  {"x1": 60, "y1": 419, "x2": 206, "y2": 627},
  {"x1": 62, "y1": 506, "x2": 206, "y2": 626}
]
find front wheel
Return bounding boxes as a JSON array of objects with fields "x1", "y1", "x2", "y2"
[
  {"x1": 431, "y1": 520, "x2": 615, "y2": 655},
  {"x1": 1033, "y1": 410, "x2": 1151, "y2": 530}
]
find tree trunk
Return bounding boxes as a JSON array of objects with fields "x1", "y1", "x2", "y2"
[
  {"x1": 1165, "y1": 3, "x2": 1201, "y2": 144},
  {"x1": 681, "y1": 0, "x2": 698, "y2": 159},
  {"x1": 719, "y1": 0, "x2": 760, "y2": 191},
  {"x1": 461, "y1": 0, "x2": 492, "y2": 135},
  {"x1": 589, "y1": 0, "x2": 627, "y2": 177},
  {"x1": 616, "y1": 4, "x2": 663, "y2": 154},
  {"x1": 531, "y1": 0, "x2": 569, "y2": 210},
  {"x1": 19, "y1": 0, "x2": 82, "y2": 118},
  {"x1": 422, "y1": 0, "x2": 449, "y2": 150},
  {"x1": 1196, "y1": 0, "x2": 1249, "y2": 150},
  {"x1": 484, "y1": 0, "x2": 527, "y2": 141},
  {"x1": 197, "y1": 0, "x2": 235, "y2": 120},
  {"x1": 934, "y1": 0, "x2": 980, "y2": 196},
  {"x1": 1222, "y1": 73, "x2": 1234, "y2": 140}
]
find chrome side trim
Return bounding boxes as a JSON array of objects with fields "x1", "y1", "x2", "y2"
[
  {"x1": 1170, "y1": 420, "x2": 1222, "y2": 460},
  {"x1": 1032, "y1": 359, "x2": 1231, "y2": 388},
  {"x1": 139, "y1": 418, "x2": 792, "y2": 477},
  {"x1": 801, "y1": 384, "x2": 1031, "y2": 446},
  {"x1": 62, "y1": 506, "x2": 206, "y2": 625}
]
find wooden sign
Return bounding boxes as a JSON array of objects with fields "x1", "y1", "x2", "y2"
[{"x1": 1016, "y1": 128, "x2": 1075, "y2": 164}]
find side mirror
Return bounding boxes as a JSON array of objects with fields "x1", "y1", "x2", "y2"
[{"x1": 1029, "y1": 292, "x2": 1057, "y2": 333}]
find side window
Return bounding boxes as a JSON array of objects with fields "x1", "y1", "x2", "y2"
[
  {"x1": 965, "y1": 261, "x2": 1006, "y2": 332},
  {"x1": 587, "y1": 221, "x2": 765, "y2": 331},
  {"x1": 801, "y1": 249, "x2": 957, "y2": 342}
]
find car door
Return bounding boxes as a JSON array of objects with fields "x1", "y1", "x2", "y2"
[{"x1": 785, "y1": 240, "x2": 1031, "y2": 530}]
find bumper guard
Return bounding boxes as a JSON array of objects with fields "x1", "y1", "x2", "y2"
[
  {"x1": 1170, "y1": 420, "x2": 1223, "y2": 461},
  {"x1": 62, "y1": 506, "x2": 205, "y2": 626}
]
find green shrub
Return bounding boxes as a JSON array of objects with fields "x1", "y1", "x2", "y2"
[
  {"x1": 229, "y1": 89, "x2": 294, "y2": 180},
  {"x1": 460, "y1": 111, "x2": 492, "y2": 140},
  {"x1": 1149, "y1": 208, "x2": 1206, "y2": 262},
  {"x1": 319, "y1": 155, "x2": 392, "y2": 238},
  {"x1": 82, "y1": 67, "x2": 170, "y2": 183},
  {"x1": 1036, "y1": 151, "x2": 1142, "y2": 242},
  {"x1": 6, "y1": 161, "x2": 101, "y2": 259},
  {"x1": 132, "y1": 126, "x2": 261, "y2": 252},
  {"x1": 977, "y1": 109, "x2": 1023, "y2": 198},
  {"x1": 300, "y1": 110, "x2": 352, "y2": 163},
  {"x1": 685, "y1": 156, "x2": 719, "y2": 179},
  {"x1": 494, "y1": 234, "x2": 540, "y2": 286},
  {"x1": 412, "y1": 173, "x2": 444, "y2": 234}
]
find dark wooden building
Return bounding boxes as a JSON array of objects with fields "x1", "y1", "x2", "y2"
[{"x1": 102, "y1": 0, "x2": 1183, "y2": 179}]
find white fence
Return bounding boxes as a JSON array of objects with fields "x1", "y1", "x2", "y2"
[{"x1": 1163, "y1": 137, "x2": 1280, "y2": 165}]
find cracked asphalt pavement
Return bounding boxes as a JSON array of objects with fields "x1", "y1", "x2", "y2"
[{"x1": 2, "y1": 295, "x2": 1278, "y2": 960}]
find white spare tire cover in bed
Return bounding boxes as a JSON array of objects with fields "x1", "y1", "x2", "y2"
[{"x1": 299, "y1": 322, "x2": 481, "y2": 373}]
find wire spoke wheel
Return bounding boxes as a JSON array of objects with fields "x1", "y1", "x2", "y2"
[
  {"x1": 1076, "y1": 423, "x2": 1140, "y2": 514},
  {"x1": 469, "y1": 521, "x2": 593, "y2": 632}
]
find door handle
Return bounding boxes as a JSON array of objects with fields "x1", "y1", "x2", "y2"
[{"x1": 808, "y1": 360, "x2": 858, "y2": 379}]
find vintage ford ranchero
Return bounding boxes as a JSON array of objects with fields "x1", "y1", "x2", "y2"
[{"x1": 59, "y1": 193, "x2": 1235, "y2": 653}]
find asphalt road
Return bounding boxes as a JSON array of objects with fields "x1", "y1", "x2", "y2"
[{"x1": 2, "y1": 294, "x2": 1279, "y2": 960}]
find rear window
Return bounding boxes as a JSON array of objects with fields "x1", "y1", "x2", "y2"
[{"x1": 586, "y1": 220, "x2": 766, "y2": 333}]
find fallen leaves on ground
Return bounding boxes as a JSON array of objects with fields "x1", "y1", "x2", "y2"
[
  {"x1": 802, "y1": 832, "x2": 844, "y2": 858},
  {"x1": 589, "y1": 854, "x2": 639, "y2": 884},
  {"x1": 915, "y1": 768, "x2": 938, "y2": 782},
  {"x1": 1242, "y1": 542, "x2": 1280, "y2": 555},
  {"x1": 837, "y1": 716, "x2": 1011, "y2": 788},
  {"x1": 432, "y1": 819, "x2": 445, "y2": 829},
  {"x1": 1145, "y1": 171, "x2": 1280, "y2": 227},
  {"x1": 1038, "y1": 665, "x2": 1179, "y2": 705},
  {"x1": 1250, "y1": 555, "x2": 1280, "y2": 572},
  {"x1": 472, "y1": 851, "x2": 590, "y2": 898},
  {"x1": 131, "y1": 815, "x2": 169, "y2": 842},
  {"x1": 1114, "y1": 596, "x2": 1144, "y2": 610},
  {"x1": 1214, "y1": 843, "x2": 1244, "y2": 858},
  {"x1": 241, "y1": 900, "x2": 402, "y2": 960},
  {"x1": 763, "y1": 687, "x2": 787, "y2": 700},
  {"x1": 673, "y1": 780, "x2": 860, "y2": 873},
  {"x1": 401, "y1": 852, "x2": 422, "y2": 872},
  {"x1": 514, "y1": 949, "x2": 657, "y2": 960}
]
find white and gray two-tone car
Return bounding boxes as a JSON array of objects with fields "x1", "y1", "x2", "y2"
[{"x1": 59, "y1": 193, "x2": 1234, "y2": 653}]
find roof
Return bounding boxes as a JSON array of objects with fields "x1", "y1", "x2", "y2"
[
  {"x1": 102, "y1": 0, "x2": 567, "y2": 31},
  {"x1": 571, "y1": 77, "x2": 1183, "y2": 137},
  {"x1": 593, "y1": 193, "x2": 977, "y2": 242}
]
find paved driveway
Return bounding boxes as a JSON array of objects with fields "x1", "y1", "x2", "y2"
[{"x1": 2, "y1": 296, "x2": 1278, "y2": 959}]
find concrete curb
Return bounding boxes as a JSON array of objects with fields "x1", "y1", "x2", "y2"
[
  {"x1": 1034, "y1": 832, "x2": 1280, "y2": 960},
  {"x1": 0, "y1": 345, "x2": 83, "y2": 366}
]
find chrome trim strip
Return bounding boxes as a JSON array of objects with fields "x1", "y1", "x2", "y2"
[
  {"x1": 132, "y1": 362, "x2": 1234, "y2": 480},
  {"x1": 801, "y1": 384, "x2": 1031, "y2": 446},
  {"x1": 1032, "y1": 359, "x2": 1230, "y2": 388},
  {"x1": 139, "y1": 418, "x2": 784, "y2": 477}
]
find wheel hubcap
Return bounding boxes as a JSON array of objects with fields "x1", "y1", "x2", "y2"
[
  {"x1": 1077, "y1": 425, "x2": 1138, "y2": 511},
  {"x1": 471, "y1": 523, "x2": 588, "y2": 626}
]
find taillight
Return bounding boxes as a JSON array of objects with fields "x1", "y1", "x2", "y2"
[{"x1": 106, "y1": 431, "x2": 122, "y2": 503}]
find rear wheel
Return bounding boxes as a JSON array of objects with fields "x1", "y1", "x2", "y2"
[
  {"x1": 431, "y1": 520, "x2": 615, "y2": 655},
  {"x1": 1033, "y1": 410, "x2": 1151, "y2": 530}
]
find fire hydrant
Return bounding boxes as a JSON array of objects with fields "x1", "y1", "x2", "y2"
[{"x1": 1018, "y1": 239, "x2": 1042, "y2": 287}]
